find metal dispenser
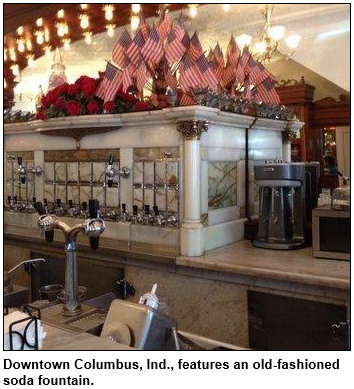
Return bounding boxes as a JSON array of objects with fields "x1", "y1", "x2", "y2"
[
  {"x1": 253, "y1": 162, "x2": 307, "y2": 249},
  {"x1": 35, "y1": 199, "x2": 105, "y2": 316}
]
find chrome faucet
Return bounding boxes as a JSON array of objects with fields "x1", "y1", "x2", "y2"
[
  {"x1": 36, "y1": 199, "x2": 105, "y2": 317},
  {"x1": 67, "y1": 200, "x2": 80, "y2": 217},
  {"x1": 105, "y1": 155, "x2": 130, "y2": 187},
  {"x1": 17, "y1": 156, "x2": 42, "y2": 184}
]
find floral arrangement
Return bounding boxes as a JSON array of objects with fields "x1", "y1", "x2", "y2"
[{"x1": 36, "y1": 74, "x2": 150, "y2": 121}]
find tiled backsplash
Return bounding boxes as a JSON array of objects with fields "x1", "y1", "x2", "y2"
[
  {"x1": 43, "y1": 149, "x2": 120, "y2": 208},
  {"x1": 6, "y1": 152, "x2": 35, "y2": 202},
  {"x1": 133, "y1": 147, "x2": 179, "y2": 213}
]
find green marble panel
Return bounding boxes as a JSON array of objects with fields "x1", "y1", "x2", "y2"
[{"x1": 208, "y1": 162, "x2": 237, "y2": 210}]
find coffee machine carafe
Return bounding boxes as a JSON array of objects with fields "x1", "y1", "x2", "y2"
[{"x1": 253, "y1": 162, "x2": 307, "y2": 249}]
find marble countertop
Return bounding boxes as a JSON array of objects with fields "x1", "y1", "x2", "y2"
[
  {"x1": 42, "y1": 323, "x2": 133, "y2": 350},
  {"x1": 177, "y1": 240, "x2": 350, "y2": 290}
]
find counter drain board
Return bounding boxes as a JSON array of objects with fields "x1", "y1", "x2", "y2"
[{"x1": 68, "y1": 312, "x2": 107, "y2": 332}]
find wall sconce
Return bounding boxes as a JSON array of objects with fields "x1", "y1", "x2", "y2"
[
  {"x1": 106, "y1": 23, "x2": 116, "y2": 37},
  {"x1": 79, "y1": 12, "x2": 90, "y2": 29},
  {"x1": 17, "y1": 38, "x2": 25, "y2": 53},
  {"x1": 26, "y1": 53, "x2": 35, "y2": 67},
  {"x1": 103, "y1": 4, "x2": 115, "y2": 21},
  {"x1": 83, "y1": 31, "x2": 92, "y2": 45}
]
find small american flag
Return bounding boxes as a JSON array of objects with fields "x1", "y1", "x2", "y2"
[
  {"x1": 157, "y1": 12, "x2": 172, "y2": 42},
  {"x1": 214, "y1": 43, "x2": 225, "y2": 68},
  {"x1": 235, "y1": 45, "x2": 250, "y2": 83},
  {"x1": 112, "y1": 30, "x2": 132, "y2": 68},
  {"x1": 210, "y1": 56, "x2": 223, "y2": 82},
  {"x1": 174, "y1": 12, "x2": 188, "y2": 40},
  {"x1": 98, "y1": 62, "x2": 123, "y2": 103},
  {"x1": 255, "y1": 77, "x2": 280, "y2": 104},
  {"x1": 243, "y1": 75, "x2": 251, "y2": 100},
  {"x1": 226, "y1": 35, "x2": 240, "y2": 67},
  {"x1": 222, "y1": 60, "x2": 236, "y2": 87},
  {"x1": 179, "y1": 54, "x2": 201, "y2": 92},
  {"x1": 122, "y1": 56, "x2": 133, "y2": 93},
  {"x1": 179, "y1": 94, "x2": 195, "y2": 106},
  {"x1": 165, "y1": 69, "x2": 178, "y2": 90},
  {"x1": 165, "y1": 29, "x2": 186, "y2": 64},
  {"x1": 126, "y1": 30, "x2": 145, "y2": 65},
  {"x1": 181, "y1": 31, "x2": 191, "y2": 50},
  {"x1": 141, "y1": 24, "x2": 164, "y2": 64},
  {"x1": 138, "y1": 16, "x2": 150, "y2": 42},
  {"x1": 135, "y1": 60, "x2": 149, "y2": 92},
  {"x1": 196, "y1": 54, "x2": 218, "y2": 90},
  {"x1": 247, "y1": 56, "x2": 270, "y2": 85},
  {"x1": 188, "y1": 32, "x2": 203, "y2": 62}
]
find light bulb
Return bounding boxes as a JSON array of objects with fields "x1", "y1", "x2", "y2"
[
  {"x1": 269, "y1": 25, "x2": 285, "y2": 41},
  {"x1": 44, "y1": 44, "x2": 51, "y2": 57},
  {"x1": 4, "y1": 48, "x2": 7, "y2": 61},
  {"x1": 131, "y1": 15, "x2": 140, "y2": 32},
  {"x1": 45, "y1": 28, "x2": 50, "y2": 42},
  {"x1": 106, "y1": 23, "x2": 115, "y2": 37},
  {"x1": 4, "y1": 78, "x2": 7, "y2": 88},
  {"x1": 26, "y1": 40, "x2": 32, "y2": 51},
  {"x1": 79, "y1": 13, "x2": 90, "y2": 29},
  {"x1": 56, "y1": 22, "x2": 67, "y2": 37},
  {"x1": 35, "y1": 31, "x2": 44, "y2": 45},
  {"x1": 27, "y1": 54, "x2": 35, "y2": 67},
  {"x1": 286, "y1": 34, "x2": 301, "y2": 49},
  {"x1": 222, "y1": 4, "x2": 231, "y2": 12},
  {"x1": 11, "y1": 64, "x2": 19, "y2": 76},
  {"x1": 17, "y1": 26, "x2": 24, "y2": 35},
  {"x1": 80, "y1": 4, "x2": 88, "y2": 9},
  {"x1": 57, "y1": 9, "x2": 64, "y2": 18},
  {"x1": 254, "y1": 41, "x2": 267, "y2": 53},
  {"x1": 84, "y1": 31, "x2": 92, "y2": 44},
  {"x1": 188, "y1": 4, "x2": 198, "y2": 18},
  {"x1": 62, "y1": 38, "x2": 71, "y2": 51},
  {"x1": 132, "y1": 4, "x2": 140, "y2": 14},
  {"x1": 9, "y1": 48, "x2": 16, "y2": 61},
  {"x1": 17, "y1": 38, "x2": 25, "y2": 52},
  {"x1": 103, "y1": 5, "x2": 115, "y2": 21},
  {"x1": 236, "y1": 34, "x2": 252, "y2": 48},
  {"x1": 36, "y1": 18, "x2": 43, "y2": 27}
]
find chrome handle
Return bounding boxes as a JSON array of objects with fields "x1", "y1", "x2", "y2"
[{"x1": 8, "y1": 258, "x2": 46, "y2": 276}]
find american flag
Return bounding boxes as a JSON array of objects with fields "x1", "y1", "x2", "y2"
[
  {"x1": 226, "y1": 35, "x2": 240, "y2": 67},
  {"x1": 179, "y1": 54, "x2": 201, "y2": 93},
  {"x1": 179, "y1": 94, "x2": 195, "y2": 106},
  {"x1": 246, "y1": 56, "x2": 270, "y2": 85},
  {"x1": 254, "y1": 77, "x2": 280, "y2": 104},
  {"x1": 196, "y1": 54, "x2": 218, "y2": 90},
  {"x1": 210, "y1": 56, "x2": 223, "y2": 82},
  {"x1": 138, "y1": 16, "x2": 150, "y2": 42},
  {"x1": 222, "y1": 59, "x2": 236, "y2": 87},
  {"x1": 112, "y1": 30, "x2": 132, "y2": 68},
  {"x1": 188, "y1": 32, "x2": 203, "y2": 62},
  {"x1": 141, "y1": 24, "x2": 164, "y2": 64},
  {"x1": 135, "y1": 58, "x2": 149, "y2": 92},
  {"x1": 165, "y1": 29, "x2": 186, "y2": 64},
  {"x1": 243, "y1": 75, "x2": 251, "y2": 100},
  {"x1": 165, "y1": 69, "x2": 178, "y2": 90},
  {"x1": 214, "y1": 43, "x2": 225, "y2": 68},
  {"x1": 126, "y1": 30, "x2": 145, "y2": 65},
  {"x1": 157, "y1": 12, "x2": 172, "y2": 42},
  {"x1": 174, "y1": 12, "x2": 188, "y2": 40},
  {"x1": 181, "y1": 31, "x2": 191, "y2": 50},
  {"x1": 207, "y1": 48, "x2": 214, "y2": 61},
  {"x1": 235, "y1": 45, "x2": 250, "y2": 83},
  {"x1": 122, "y1": 56, "x2": 134, "y2": 93},
  {"x1": 97, "y1": 62, "x2": 123, "y2": 103}
]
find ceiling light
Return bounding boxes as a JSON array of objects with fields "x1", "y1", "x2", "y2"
[
  {"x1": 44, "y1": 44, "x2": 52, "y2": 57},
  {"x1": 36, "y1": 18, "x2": 43, "y2": 27},
  {"x1": 27, "y1": 53, "x2": 35, "y2": 67},
  {"x1": 131, "y1": 15, "x2": 140, "y2": 32},
  {"x1": 188, "y1": 4, "x2": 198, "y2": 18},
  {"x1": 11, "y1": 64, "x2": 19, "y2": 76},
  {"x1": 103, "y1": 5, "x2": 115, "y2": 21},
  {"x1": 106, "y1": 23, "x2": 115, "y2": 37},
  {"x1": 9, "y1": 48, "x2": 16, "y2": 61},
  {"x1": 132, "y1": 4, "x2": 140, "y2": 14},
  {"x1": 254, "y1": 41, "x2": 267, "y2": 53},
  {"x1": 45, "y1": 28, "x2": 50, "y2": 42},
  {"x1": 222, "y1": 4, "x2": 231, "y2": 12},
  {"x1": 83, "y1": 31, "x2": 92, "y2": 44},
  {"x1": 26, "y1": 39, "x2": 32, "y2": 51},
  {"x1": 4, "y1": 78, "x2": 7, "y2": 88},
  {"x1": 62, "y1": 38, "x2": 71, "y2": 51},
  {"x1": 56, "y1": 21, "x2": 67, "y2": 37},
  {"x1": 17, "y1": 26, "x2": 24, "y2": 35},
  {"x1": 286, "y1": 34, "x2": 301, "y2": 49},
  {"x1": 269, "y1": 25, "x2": 285, "y2": 41},
  {"x1": 35, "y1": 30, "x2": 45, "y2": 44},
  {"x1": 17, "y1": 38, "x2": 25, "y2": 52},
  {"x1": 236, "y1": 34, "x2": 252, "y2": 48},
  {"x1": 79, "y1": 13, "x2": 90, "y2": 29},
  {"x1": 57, "y1": 9, "x2": 65, "y2": 18},
  {"x1": 4, "y1": 47, "x2": 7, "y2": 61},
  {"x1": 80, "y1": 4, "x2": 88, "y2": 9}
]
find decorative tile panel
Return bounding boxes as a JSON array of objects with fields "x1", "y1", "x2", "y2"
[{"x1": 208, "y1": 162, "x2": 237, "y2": 210}]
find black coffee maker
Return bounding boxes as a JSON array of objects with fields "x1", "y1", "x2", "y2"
[{"x1": 253, "y1": 162, "x2": 319, "y2": 249}]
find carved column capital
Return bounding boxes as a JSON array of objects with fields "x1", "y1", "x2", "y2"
[{"x1": 177, "y1": 120, "x2": 209, "y2": 140}]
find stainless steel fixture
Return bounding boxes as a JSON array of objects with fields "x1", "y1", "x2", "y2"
[
  {"x1": 105, "y1": 155, "x2": 130, "y2": 187},
  {"x1": 17, "y1": 156, "x2": 42, "y2": 184},
  {"x1": 36, "y1": 200, "x2": 105, "y2": 316}
]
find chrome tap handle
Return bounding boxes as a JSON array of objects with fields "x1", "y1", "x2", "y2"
[
  {"x1": 35, "y1": 202, "x2": 55, "y2": 242},
  {"x1": 18, "y1": 156, "x2": 27, "y2": 184},
  {"x1": 88, "y1": 200, "x2": 103, "y2": 250}
]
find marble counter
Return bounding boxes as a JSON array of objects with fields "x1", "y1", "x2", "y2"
[{"x1": 177, "y1": 240, "x2": 350, "y2": 290}]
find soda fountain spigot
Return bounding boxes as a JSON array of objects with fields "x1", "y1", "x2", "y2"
[
  {"x1": 36, "y1": 200, "x2": 105, "y2": 316},
  {"x1": 105, "y1": 154, "x2": 131, "y2": 188},
  {"x1": 17, "y1": 156, "x2": 42, "y2": 184}
]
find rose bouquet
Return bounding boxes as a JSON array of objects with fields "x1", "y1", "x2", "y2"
[{"x1": 37, "y1": 73, "x2": 151, "y2": 121}]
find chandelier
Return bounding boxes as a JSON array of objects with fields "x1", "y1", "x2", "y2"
[{"x1": 237, "y1": 4, "x2": 301, "y2": 63}]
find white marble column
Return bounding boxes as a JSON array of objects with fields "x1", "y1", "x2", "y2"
[{"x1": 177, "y1": 120, "x2": 208, "y2": 256}]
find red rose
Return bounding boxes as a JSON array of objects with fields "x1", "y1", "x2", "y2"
[
  {"x1": 42, "y1": 90, "x2": 56, "y2": 108},
  {"x1": 82, "y1": 82, "x2": 96, "y2": 98},
  {"x1": 87, "y1": 100, "x2": 99, "y2": 114},
  {"x1": 76, "y1": 75, "x2": 95, "y2": 86},
  {"x1": 36, "y1": 108, "x2": 46, "y2": 121},
  {"x1": 65, "y1": 100, "x2": 81, "y2": 116},
  {"x1": 134, "y1": 101, "x2": 149, "y2": 111},
  {"x1": 117, "y1": 90, "x2": 137, "y2": 103},
  {"x1": 67, "y1": 83, "x2": 81, "y2": 96},
  {"x1": 103, "y1": 101, "x2": 115, "y2": 113},
  {"x1": 54, "y1": 97, "x2": 66, "y2": 109},
  {"x1": 53, "y1": 83, "x2": 69, "y2": 97}
]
